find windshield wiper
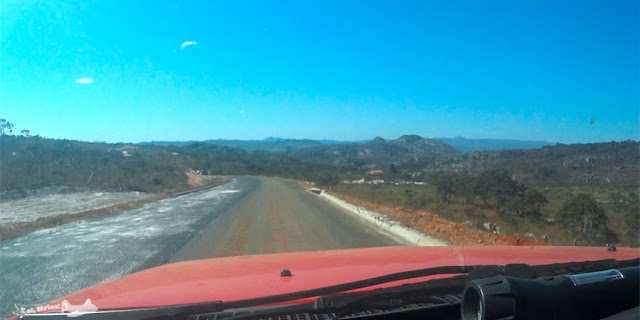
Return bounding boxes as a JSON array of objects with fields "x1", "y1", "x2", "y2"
[{"x1": 19, "y1": 258, "x2": 639, "y2": 320}]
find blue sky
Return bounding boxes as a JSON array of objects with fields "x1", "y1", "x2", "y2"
[{"x1": 1, "y1": 0, "x2": 638, "y2": 143}]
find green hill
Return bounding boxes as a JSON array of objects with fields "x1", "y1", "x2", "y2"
[{"x1": 292, "y1": 135, "x2": 459, "y2": 167}]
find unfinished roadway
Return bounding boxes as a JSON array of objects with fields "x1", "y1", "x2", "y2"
[
  {"x1": 168, "y1": 177, "x2": 406, "y2": 262},
  {"x1": 1, "y1": 176, "x2": 437, "y2": 317}
]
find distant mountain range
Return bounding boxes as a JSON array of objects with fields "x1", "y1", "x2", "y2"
[
  {"x1": 139, "y1": 136, "x2": 553, "y2": 153},
  {"x1": 4, "y1": 134, "x2": 637, "y2": 194},
  {"x1": 292, "y1": 135, "x2": 459, "y2": 166},
  {"x1": 434, "y1": 137, "x2": 553, "y2": 152},
  {"x1": 138, "y1": 138, "x2": 360, "y2": 153}
]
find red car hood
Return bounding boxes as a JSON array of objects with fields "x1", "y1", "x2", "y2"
[{"x1": 28, "y1": 246, "x2": 640, "y2": 314}]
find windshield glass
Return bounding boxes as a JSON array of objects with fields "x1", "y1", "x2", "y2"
[{"x1": 1, "y1": 0, "x2": 638, "y2": 318}]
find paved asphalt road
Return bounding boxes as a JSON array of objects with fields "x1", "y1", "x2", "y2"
[{"x1": 168, "y1": 177, "x2": 404, "y2": 262}]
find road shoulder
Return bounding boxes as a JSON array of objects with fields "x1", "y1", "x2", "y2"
[{"x1": 315, "y1": 190, "x2": 449, "y2": 246}]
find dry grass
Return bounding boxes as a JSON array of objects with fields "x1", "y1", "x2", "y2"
[
  {"x1": 333, "y1": 183, "x2": 633, "y2": 246},
  {"x1": 329, "y1": 191, "x2": 546, "y2": 246}
]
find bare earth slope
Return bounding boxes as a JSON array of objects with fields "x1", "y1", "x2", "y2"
[{"x1": 169, "y1": 177, "x2": 404, "y2": 262}]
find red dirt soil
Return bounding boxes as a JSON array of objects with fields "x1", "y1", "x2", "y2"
[{"x1": 328, "y1": 191, "x2": 547, "y2": 247}]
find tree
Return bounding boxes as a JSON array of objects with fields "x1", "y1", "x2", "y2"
[
  {"x1": 609, "y1": 192, "x2": 639, "y2": 246},
  {"x1": 389, "y1": 163, "x2": 398, "y2": 175},
  {"x1": 453, "y1": 173, "x2": 476, "y2": 204},
  {"x1": 0, "y1": 118, "x2": 13, "y2": 135},
  {"x1": 558, "y1": 194, "x2": 610, "y2": 245},
  {"x1": 520, "y1": 189, "x2": 548, "y2": 218},
  {"x1": 475, "y1": 169, "x2": 525, "y2": 211},
  {"x1": 315, "y1": 173, "x2": 340, "y2": 189},
  {"x1": 502, "y1": 189, "x2": 548, "y2": 219},
  {"x1": 21, "y1": 129, "x2": 31, "y2": 137},
  {"x1": 623, "y1": 205, "x2": 639, "y2": 247},
  {"x1": 432, "y1": 171, "x2": 456, "y2": 203},
  {"x1": 534, "y1": 166, "x2": 562, "y2": 184},
  {"x1": 404, "y1": 189, "x2": 414, "y2": 204}
]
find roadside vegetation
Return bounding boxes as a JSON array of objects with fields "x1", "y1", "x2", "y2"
[
  {"x1": 0, "y1": 120, "x2": 340, "y2": 194},
  {"x1": 334, "y1": 172, "x2": 638, "y2": 247},
  {"x1": 1, "y1": 117, "x2": 638, "y2": 247}
]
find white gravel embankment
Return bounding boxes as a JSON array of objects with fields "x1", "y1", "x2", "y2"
[
  {"x1": 318, "y1": 191, "x2": 449, "y2": 246},
  {"x1": 0, "y1": 190, "x2": 151, "y2": 225}
]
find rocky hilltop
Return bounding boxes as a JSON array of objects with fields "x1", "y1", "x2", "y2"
[{"x1": 292, "y1": 135, "x2": 459, "y2": 167}]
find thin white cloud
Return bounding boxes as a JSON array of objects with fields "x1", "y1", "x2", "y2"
[
  {"x1": 75, "y1": 78, "x2": 94, "y2": 84},
  {"x1": 181, "y1": 41, "x2": 198, "y2": 49}
]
